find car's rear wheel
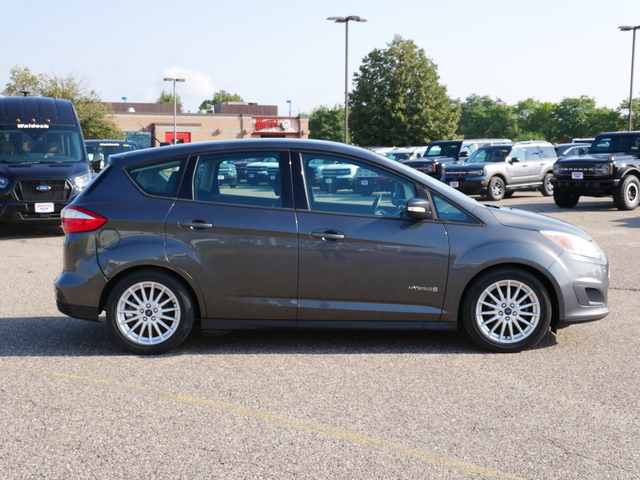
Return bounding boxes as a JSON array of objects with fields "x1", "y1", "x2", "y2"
[
  {"x1": 461, "y1": 267, "x2": 551, "y2": 353},
  {"x1": 106, "y1": 271, "x2": 195, "y2": 355},
  {"x1": 540, "y1": 173, "x2": 554, "y2": 196},
  {"x1": 613, "y1": 175, "x2": 639, "y2": 211},
  {"x1": 486, "y1": 177, "x2": 505, "y2": 201},
  {"x1": 553, "y1": 190, "x2": 580, "y2": 208}
]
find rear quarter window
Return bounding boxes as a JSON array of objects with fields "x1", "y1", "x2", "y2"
[{"x1": 127, "y1": 158, "x2": 186, "y2": 197}]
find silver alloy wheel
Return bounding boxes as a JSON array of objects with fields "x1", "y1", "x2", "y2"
[
  {"x1": 474, "y1": 279, "x2": 540, "y2": 344},
  {"x1": 116, "y1": 281, "x2": 181, "y2": 345}
]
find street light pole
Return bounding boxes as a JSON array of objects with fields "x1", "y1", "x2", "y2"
[
  {"x1": 327, "y1": 15, "x2": 367, "y2": 144},
  {"x1": 619, "y1": 25, "x2": 640, "y2": 131},
  {"x1": 163, "y1": 77, "x2": 185, "y2": 144}
]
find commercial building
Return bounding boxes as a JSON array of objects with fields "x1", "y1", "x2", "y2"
[{"x1": 105, "y1": 102, "x2": 310, "y2": 148}]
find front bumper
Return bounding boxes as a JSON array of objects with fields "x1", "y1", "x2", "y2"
[
  {"x1": 441, "y1": 178, "x2": 487, "y2": 195},
  {"x1": 551, "y1": 177, "x2": 619, "y2": 196},
  {"x1": 0, "y1": 202, "x2": 67, "y2": 226},
  {"x1": 547, "y1": 248, "x2": 609, "y2": 327}
]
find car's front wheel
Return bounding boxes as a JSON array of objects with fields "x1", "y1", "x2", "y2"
[
  {"x1": 461, "y1": 267, "x2": 552, "y2": 353},
  {"x1": 553, "y1": 190, "x2": 580, "y2": 208},
  {"x1": 106, "y1": 271, "x2": 195, "y2": 355},
  {"x1": 613, "y1": 175, "x2": 639, "y2": 211},
  {"x1": 486, "y1": 177, "x2": 505, "y2": 201}
]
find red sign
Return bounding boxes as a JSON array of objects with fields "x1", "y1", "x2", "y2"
[{"x1": 255, "y1": 118, "x2": 280, "y2": 131}]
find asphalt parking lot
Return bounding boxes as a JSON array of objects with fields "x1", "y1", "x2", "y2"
[{"x1": 1, "y1": 193, "x2": 639, "y2": 480}]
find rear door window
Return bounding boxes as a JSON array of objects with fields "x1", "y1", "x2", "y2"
[{"x1": 193, "y1": 151, "x2": 289, "y2": 209}]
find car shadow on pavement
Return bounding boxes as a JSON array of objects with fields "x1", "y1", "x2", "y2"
[{"x1": 0, "y1": 317, "x2": 558, "y2": 357}]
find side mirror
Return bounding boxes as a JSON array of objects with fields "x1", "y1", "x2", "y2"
[
  {"x1": 510, "y1": 157, "x2": 520, "y2": 163},
  {"x1": 459, "y1": 151, "x2": 468, "y2": 158},
  {"x1": 406, "y1": 197, "x2": 432, "y2": 220}
]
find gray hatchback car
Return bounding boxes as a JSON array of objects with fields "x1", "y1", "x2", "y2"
[{"x1": 54, "y1": 139, "x2": 609, "y2": 354}]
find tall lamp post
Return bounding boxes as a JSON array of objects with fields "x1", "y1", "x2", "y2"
[
  {"x1": 327, "y1": 15, "x2": 367, "y2": 144},
  {"x1": 163, "y1": 77, "x2": 185, "y2": 144},
  {"x1": 619, "y1": 25, "x2": 640, "y2": 131}
]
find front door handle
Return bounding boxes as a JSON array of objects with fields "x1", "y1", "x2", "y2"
[
  {"x1": 311, "y1": 230, "x2": 345, "y2": 241},
  {"x1": 178, "y1": 219, "x2": 213, "y2": 230}
]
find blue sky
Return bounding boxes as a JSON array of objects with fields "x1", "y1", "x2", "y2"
[{"x1": 2, "y1": 0, "x2": 639, "y2": 116}]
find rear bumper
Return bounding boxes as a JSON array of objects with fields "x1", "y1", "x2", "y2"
[{"x1": 54, "y1": 269, "x2": 108, "y2": 322}]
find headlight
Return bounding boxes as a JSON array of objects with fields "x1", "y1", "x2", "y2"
[
  {"x1": 468, "y1": 168, "x2": 484, "y2": 177},
  {"x1": 0, "y1": 177, "x2": 9, "y2": 189},
  {"x1": 541, "y1": 230, "x2": 602, "y2": 259},
  {"x1": 73, "y1": 172, "x2": 92, "y2": 192},
  {"x1": 594, "y1": 164, "x2": 613, "y2": 175}
]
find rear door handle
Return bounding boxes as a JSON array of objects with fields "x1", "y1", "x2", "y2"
[
  {"x1": 311, "y1": 230, "x2": 345, "y2": 241},
  {"x1": 178, "y1": 219, "x2": 213, "y2": 230}
]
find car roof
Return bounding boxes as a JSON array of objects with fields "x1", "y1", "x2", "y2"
[{"x1": 107, "y1": 139, "x2": 402, "y2": 170}]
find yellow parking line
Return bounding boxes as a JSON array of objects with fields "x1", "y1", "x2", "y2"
[{"x1": 2, "y1": 365, "x2": 525, "y2": 480}]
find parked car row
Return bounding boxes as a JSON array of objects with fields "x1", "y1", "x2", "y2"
[{"x1": 397, "y1": 133, "x2": 639, "y2": 211}]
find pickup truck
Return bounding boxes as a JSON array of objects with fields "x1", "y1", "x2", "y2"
[{"x1": 551, "y1": 131, "x2": 640, "y2": 210}]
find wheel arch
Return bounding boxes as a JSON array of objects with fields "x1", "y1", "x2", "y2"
[
  {"x1": 454, "y1": 262, "x2": 561, "y2": 330},
  {"x1": 98, "y1": 265, "x2": 204, "y2": 322}
]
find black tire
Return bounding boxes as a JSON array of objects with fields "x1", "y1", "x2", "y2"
[
  {"x1": 461, "y1": 267, "x2": 552, "y2": 353},
  {"x1": 553, "y1": 190, "x2": 580, "y2": 208},
  {"x1": 230, "y1": 180, "x2": 237, "y2": 188},
  {"x1": 359, "y1": 186, "x2": 375, "y2": 196},
  {"x1": 540, "y1": 173, "x2": 554, "y2": 196},
  {"x1": 612, "y1": 175, "x2": 640, "y2": 211},
  {"x1": 106, "y1": 270, "x2": 195, "y2": 355},
  {"x1": 486, "y1": 177, "x2": 505, "y2": 201}
]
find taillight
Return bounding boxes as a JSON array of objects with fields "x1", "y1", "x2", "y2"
[{"x1": 61, "y1": 206, "x2": 107, "y2": 233}]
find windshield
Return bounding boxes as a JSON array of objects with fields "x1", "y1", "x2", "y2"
[
  {"x1": 589, "y1": 134, "x2": 640, "y2": 155},
  {"x1": 386, "y1": 151, "x2": 412, "y2": 161},
  {"x1": 85, "y1": 141, "x2": 138, "y2": 162},
  {"x1": 0, "y1": 126, "x2": 84, "y2": 163},
  {"x1": 424, "y1": 141, "x2": 461, "y2": 158},
  {"x1": 464, "y1": 146, "x2": 511, "y2": 164}
]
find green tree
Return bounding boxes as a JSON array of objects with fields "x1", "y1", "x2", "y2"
[
  {"x1": 157, "y1": 90, "x2": 184, "y2": 112},
  {"x1": 616, "y1": 98, "x2": 640, "y2": 131},
  {"x1": 349, "y1": 35, "x2": 460, "y2": 146},
  {"x1": 308, "y1": 105, "x2": 345, "y2": 142},
  {"x1": 457, "y1": 95, "x2": 517, "y2": 140},
  {"x1": 199, "y1": 90, "x2": 244, "y2": 110},
  {"x1": 2, "y1": 65, "x2": 42, "y2": 96},
  {"x1": 549, "y1": 96, "x2": 623, "y2": 143},
  {"x1": 513, "y1": 98, "x2": 556, "y2": 141},
  {"x1": 3, "y1": 65, "x2": 123, "y2": 139}
]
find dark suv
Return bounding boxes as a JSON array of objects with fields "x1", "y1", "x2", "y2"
[
  {"x1": 54, "y1": 139, "x2": 609, "y2": 355},
  {"x1": 552, "y1": 131, "x2": 640, "y2": 210}
]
